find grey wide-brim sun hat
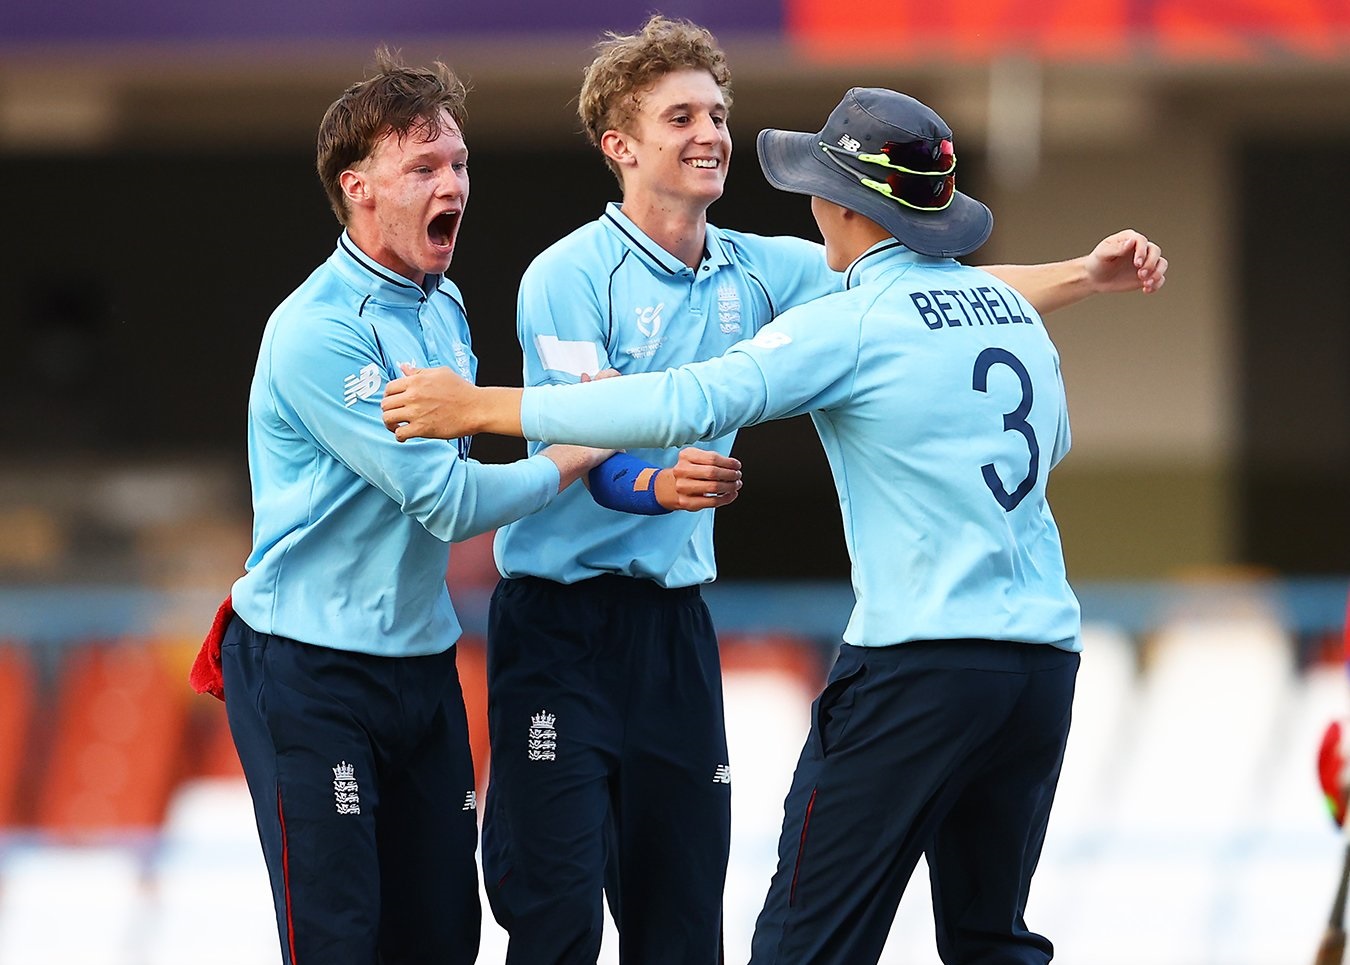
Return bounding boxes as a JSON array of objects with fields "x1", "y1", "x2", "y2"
[{"x1": 757, "y1": 87, "x2": 993, "y2": 258}]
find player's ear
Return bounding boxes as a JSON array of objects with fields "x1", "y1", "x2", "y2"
[
  {"x1": 600, "y1": 129, "x2": 636, "y2": 169},
  {"x1": 339, "y1": 168, "x2": 371, "y2": 207}
]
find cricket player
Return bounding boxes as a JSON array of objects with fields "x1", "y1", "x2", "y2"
[
  {"x1": 382, "y1": 84, "x2": 1132, "y2": 965},
  {"x1": 221, "y1": 49, "x2": 641, "y2": 965}
]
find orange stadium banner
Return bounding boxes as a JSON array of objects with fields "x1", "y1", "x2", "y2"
[{"x1": 786, "y1": 0, "x2": 1350, "y2": 61}]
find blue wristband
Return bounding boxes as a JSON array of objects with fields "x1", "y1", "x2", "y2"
[{"x1": 588, "y1": 452, "x2": 672, "y2": 516}]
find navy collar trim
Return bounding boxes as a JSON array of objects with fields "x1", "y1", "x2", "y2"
[
  {"x1": 601, "y1": 205, "x2": 718, "y2": 276},
  {"x1": 338, "y1": 235, "x2": 426, "y2": 293},
  {"x1": 602, "y1": 211, "x2": 680, "y2": 276},
  {"x1": 843, "y1": 240, "x2": 907, "y2": 289}
]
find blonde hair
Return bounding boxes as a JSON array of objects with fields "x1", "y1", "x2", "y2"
[
  {"x1": 316, "y1": 47, "x2": 469, "y2": 225},
  {"x1": 578, "y1": 16, "x2": 733, "y2": 183}
]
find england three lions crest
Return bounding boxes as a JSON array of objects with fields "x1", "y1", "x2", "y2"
[
  {"x1": 716, "y1": 283, "x2": 742, "y2": 335},
  {"x1": 528, "y1": 710, "x2": 557, "y2": 762},
  {"x1": 332, "y1": 760, "x2": 361, "y2": 814}
]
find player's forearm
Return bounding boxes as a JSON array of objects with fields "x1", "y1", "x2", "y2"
[
  {"x1": 979, "y1": 260, "x2": 1089, "y2": 316},
  {"x1": 521, "y1": 374, "x2": 718, "y2": 449},
  {"x1": 540, "y1": 445, "x2": 615, "y2": 492},
  {"x1": 415, "y1": 454, "x2": 559, "y2": 543},
  {"x1": 470, "y1": 386, "x2": 527, "y2": 437}
]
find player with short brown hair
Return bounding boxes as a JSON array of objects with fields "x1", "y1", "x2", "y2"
[{"x1": 222, "y1": 48, "x2": 614, "y2": 965}]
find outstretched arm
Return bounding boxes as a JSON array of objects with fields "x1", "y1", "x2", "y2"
[
  {"x1": 980, "y1": 229, "x2": 1167, "y2": 315},
  {"x1": 382, "y1": 365, "x2": 523, "y2": 440},
  {"x1": 384, "y1": 368, "x2": 743, "y2": 510}
]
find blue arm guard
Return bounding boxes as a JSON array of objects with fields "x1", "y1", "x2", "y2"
[{"x1": 587, "y1": 452, "x2": 672, "y2": 516}]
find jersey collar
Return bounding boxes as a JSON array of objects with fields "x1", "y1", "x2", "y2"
[
  {"x1": 842, "y1": 239, "x2": 946, "y2": 290},
  {"x1": 331, "y1": 232, "x2": 446, "y2": 306},
  {"x1": 599, "y1": 202, "x2": 731, "y2": 279}
]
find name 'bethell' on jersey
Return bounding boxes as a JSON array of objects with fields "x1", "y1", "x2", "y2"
[{"x1": 909, "y1": 283, "x2": 1037, "y2": 330}]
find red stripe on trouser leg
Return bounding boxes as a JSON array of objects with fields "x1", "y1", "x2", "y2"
[
  {"x1": 789, "y1": 786, "x2": 818, "y2": 907},
  {"x1": 278, "y1": 787, "x2": 299, "y2": 965}
]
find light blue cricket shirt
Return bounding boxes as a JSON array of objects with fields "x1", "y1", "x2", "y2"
[
  {"x1": 232, "y1": 233, "x2": 560, "y2": 656},
  {"x1": 519, "y1": 241, "x2": 1082, "y2": 651},
  {"x1": 494, "y1": 203, "x2": 839, "y2": 587}
]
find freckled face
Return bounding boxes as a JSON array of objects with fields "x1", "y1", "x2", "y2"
[
  {"x1": 621, "y1": 68, "x2": 730, "y2": 210},
  {"x1": 346, "y1": 108, "x2": 469, "y2": 285}
]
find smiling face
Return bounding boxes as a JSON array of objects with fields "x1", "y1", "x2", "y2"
[
  {"x1": 608, "y1": 68, "x2": 730, "y2": 214},
  {"x1": 340, "y1": 108, "x2": 468, "y2": 286}
]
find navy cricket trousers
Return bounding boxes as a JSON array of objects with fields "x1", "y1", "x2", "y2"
[
  {"x1": 749, "y1": 638, "x2": 1079, "y2": 965},
  {"x1": 221, "y1": 615, "x2": 481, "y2": 965},
  {"x1": 482, "y1": 574, "x2": 731, "y2": 965}
]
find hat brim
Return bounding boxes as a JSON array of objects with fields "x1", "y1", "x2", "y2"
[{"x1": 757, "y1": 128, "x2": 992, "y2": 259}]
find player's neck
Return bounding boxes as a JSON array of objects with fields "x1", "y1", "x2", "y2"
[
  {"x1": 619, "y1": 196, "x2": 709, "y2": 270},
  {"x1": 824, "y1": 217, "x2": 893, "y2": 272},
  {"x1": 344, "y1": 225, "x2": 427, "y2": 288}
]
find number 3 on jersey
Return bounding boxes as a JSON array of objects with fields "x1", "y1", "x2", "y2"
[{"x1": 971, "y1": 347, "x2": 1040, "y2": 512}]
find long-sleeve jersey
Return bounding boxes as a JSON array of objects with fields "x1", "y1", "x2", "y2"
[
  {"x1": 493, "y1": 203, "x2": 839, "y2": 587},
  {"x1": 232, "y1": 234, "x2": 560, "y2": 656},
  {"x1": 518, "y1": 242, "x2": 1081, "y2": 651}
]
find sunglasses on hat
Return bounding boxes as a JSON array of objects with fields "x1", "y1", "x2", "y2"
[{"x1": 818, "y1": 137, "x2": 957, "y2": 212}]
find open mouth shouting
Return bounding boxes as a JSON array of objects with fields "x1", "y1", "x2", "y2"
[{"x1": 428, "y1": 208, "x2": 462, "y2": 254}]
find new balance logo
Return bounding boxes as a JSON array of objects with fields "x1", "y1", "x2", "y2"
[
  {"x1": 462, "y1": 790, "x2": 477, "y2": 812},
  {"x1": 528, "y1": 710, "x2": 557, "y2": 762},
  {"x1": 343, "y1": 363, "x2": 382, "y2": 407},
  {"x1": 333, "y1": 761, "x2": 361, "y2": 814},
  {"x1": 712, "y1": 764, "x2": 731, "y2": 784}
]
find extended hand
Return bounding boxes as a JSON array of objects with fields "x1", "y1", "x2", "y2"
[
  {"x1": 655, "y1": 447, "x2": 743, "y2": 511},
  {"x1": 1086, "y1": 229, "x2": 1168, "y2": 294},
  {"x1": 381, "y1": 364, "x2": 477, "y2": 441}
]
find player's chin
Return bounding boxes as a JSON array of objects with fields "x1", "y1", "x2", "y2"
[
  {"x1": 683, "y1": 170, "x2": 726, "y2": 200},
  {"x1": 697, "y1": 178, "x2": 727, "y2": 203}
]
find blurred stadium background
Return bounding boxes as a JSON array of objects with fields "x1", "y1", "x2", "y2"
[{"x1": 2, "y1": 1, "x2": 1349, "y2": 962}]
